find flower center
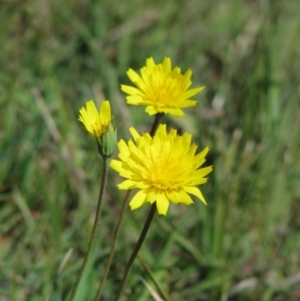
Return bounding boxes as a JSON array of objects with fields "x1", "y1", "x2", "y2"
[
  {"x1": 150, "y1": 73, "x2": 181, "y2": 105},
  {"x1": 145, "y1": 150, "x2": 185, "y2": 191}
]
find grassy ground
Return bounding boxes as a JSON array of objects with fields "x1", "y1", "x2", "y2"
[{"x1": 1, "y1": 0, "x2": 300, "y2": 300}]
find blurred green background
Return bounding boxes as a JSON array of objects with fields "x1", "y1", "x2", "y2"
[{"x1": 1, "y1": 0, "x2": 300, "y2": 300}]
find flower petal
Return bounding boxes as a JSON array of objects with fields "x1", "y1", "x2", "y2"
[
  {"x1": 184, "y1": 186, "x2": 207, "y2": 205},
  {"x1": 99, "y1": 100, "x2": 111, "y2": 126},
  {"x1": 130, "y1": 190, "x2": 147, "y2": 210},
  {"x1": 155, "y1": 193, "x2": 169, "y2": 215},
  {"x1": 178, "y1": 191, "x2": 194, "y2": 205}
]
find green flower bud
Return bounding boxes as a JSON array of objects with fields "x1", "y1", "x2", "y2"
[{"x1": 97, "y1": 123, "x2": 117, "y2": 158}]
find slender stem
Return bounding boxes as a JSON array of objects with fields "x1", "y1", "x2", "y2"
[
  {"x1": 69, "y1": 158, "x2": 109, "y2": 301},
  {"x1": 94, "y1": 113, "x2": 164, "y2": 301},
  {"x1": 94, "y1": 190, "x2": 131, "y2": 301},
  {"x1": 113, "y1": 203, "x2": 157, "y2": 301},
  {"x1": 150, "y1": 113, "x2": 164, "y2": 137},
  {"x1": 137, "y1": 254, "x2": 170, "y2": 301}
]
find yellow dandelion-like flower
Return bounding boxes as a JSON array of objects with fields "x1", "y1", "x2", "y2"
[
  {"x1": 110, "y1": 124, "x2": 212, "y2": 215},
  {"x1": 78, "y1": 100, "x2": 112, "y2": 138},
  {"x1": 121, "y1": 57, "x2": 205, "y2": 117}
]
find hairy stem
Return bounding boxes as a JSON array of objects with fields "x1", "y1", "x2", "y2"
[{"x1": 69, "y1": 158, "x2": 109, "y2": 301}]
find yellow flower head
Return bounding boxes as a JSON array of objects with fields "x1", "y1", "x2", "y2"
[
  {"x1": 110, "y1": 124, "x2": 212, "y2": 215},
  {"x1": 78, "y1": 100, "x2": 112, "y2": 138},
  {"x1": 121, "y1": 57, "x2": 205, "y2": 117}
]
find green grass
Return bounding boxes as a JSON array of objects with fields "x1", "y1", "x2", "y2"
[{"x1": 1, "y1": 0, "x2": 300, "y2": 300}]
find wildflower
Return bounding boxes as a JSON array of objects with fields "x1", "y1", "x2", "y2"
[
  {"x1": 121, "y1": 57, "x2": 205, "y2": 117},
  {"x1": 79, "y1": 100, "x2": 116, "y2": 158},
  {"x1": 110, "y1": 124, "x2": 212, "y2": 215}
]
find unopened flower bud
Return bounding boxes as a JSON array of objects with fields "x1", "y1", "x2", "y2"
[{"x1": 98, "y1": 123, "x2": 117, "y2": 158}]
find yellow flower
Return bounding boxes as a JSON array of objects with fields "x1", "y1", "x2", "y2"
[
  {"x1": 78, "y1": 100, "x2": 112, "y2": 138},
  {"x1": 79, "y1": 100, "x2": 117, "y2": 157},
  {"x1": 121, "y1": 57, "x2": 205, "y2": 117},
  {"x1": 110, "y1": 124, "x2": 212, "y2": 215}
]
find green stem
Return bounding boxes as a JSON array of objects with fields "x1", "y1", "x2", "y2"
[
  {"x1": 137, "y1": 254, "x2": 170, "y2": 301},
  {"x1": 113, "y1": 203, "x2": 157, "y2": 301},
  {"x1": 69, "y1": 158, "x2": 109, "y2": 301},
  {"x1": 94, "y1": 190, "x2": 131, "y2": 301}
]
